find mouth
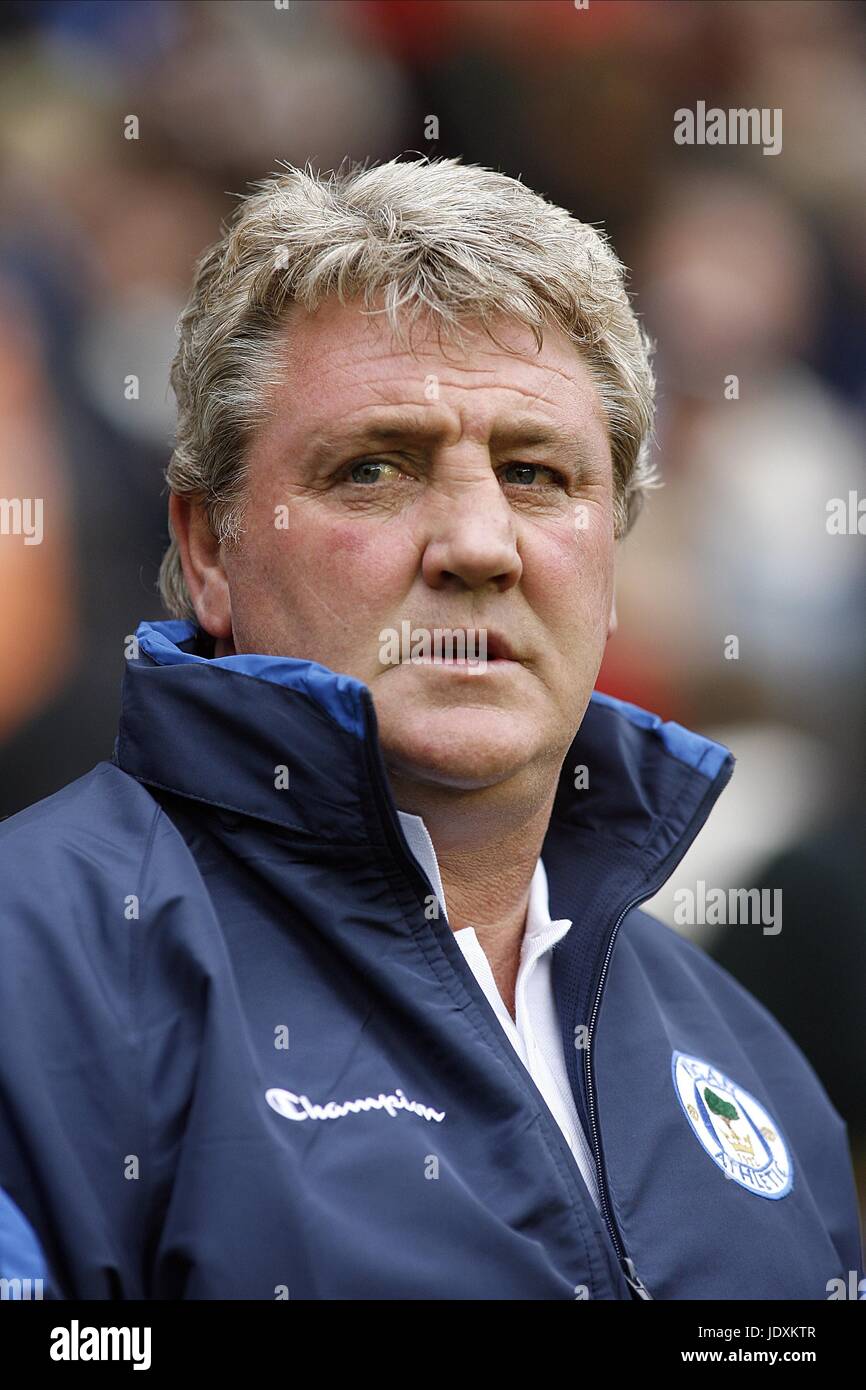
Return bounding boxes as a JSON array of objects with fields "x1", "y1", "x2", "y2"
[{"x1": 409, "y1": 630, "x2": 523, "y2": 668}]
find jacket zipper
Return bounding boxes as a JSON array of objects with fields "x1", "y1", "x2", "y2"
[
  {"x1": 579, "y1": 762, "x2": 736, "y2": 1302},
  {"x1": 583, "y1": 892, "x2": 655, "y2": 1299}
]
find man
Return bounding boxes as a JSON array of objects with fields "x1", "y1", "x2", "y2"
[{"x1": 0, "y1": 157, "x2": 861, "y2": 1300}]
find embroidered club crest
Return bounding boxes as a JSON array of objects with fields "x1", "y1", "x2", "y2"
[{"x1": 672, "y1": 1051, "x2": 792, "y2": 1199}]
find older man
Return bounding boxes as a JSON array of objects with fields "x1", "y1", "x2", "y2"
[{"x1": 0, "y1": 157, "x2": 861, "y2": 1301}]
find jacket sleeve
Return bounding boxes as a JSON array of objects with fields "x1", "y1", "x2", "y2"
[{"x1": 0, "y1": 765, "x2": 207, "y2": 1298}]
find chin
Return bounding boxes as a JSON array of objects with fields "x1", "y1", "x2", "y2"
[{"x1": 378, "y1": 703, "x2": 548, "y2": 792}]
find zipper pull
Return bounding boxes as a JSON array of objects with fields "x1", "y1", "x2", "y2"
[{"x1": 622, "y1": 1256, "x2": 653, "y2": 1300}]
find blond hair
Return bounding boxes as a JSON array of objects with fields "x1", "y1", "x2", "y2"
[{"x1": 159, "y1": 156, "x2": 657, "y2": 619}]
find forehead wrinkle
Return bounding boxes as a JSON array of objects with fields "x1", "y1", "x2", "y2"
[
  {"x1": 297, "y1": 408, "x2": 444, "y2": 475},
  {"x1": 304, "y1": 380, "x2": 608, "y2": 454},
  {"x1": 305, "y1": 402, "x2": 539, "y2": 455}
]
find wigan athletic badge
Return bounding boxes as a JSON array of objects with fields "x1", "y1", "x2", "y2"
[{"x1": 672, "y1": 1051, "x2": 793, "y2": 1199}]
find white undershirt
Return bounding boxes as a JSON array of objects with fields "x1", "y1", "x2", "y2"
[{"x1": 397, "y1": 810, "x2": 601, "y2": 1211}]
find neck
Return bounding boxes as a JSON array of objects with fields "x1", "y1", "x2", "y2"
[{"x1": 390, "y1": 765, "x2": 559, "y2": 1018}]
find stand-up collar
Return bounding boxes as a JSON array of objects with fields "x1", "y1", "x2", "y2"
[{"x1": 115, "y1": 619, "x2": 734, "y2": 898}]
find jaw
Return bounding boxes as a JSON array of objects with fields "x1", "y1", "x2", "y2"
[{"x1": 376, "y1": 692, "x2": 563, "y2": 793}]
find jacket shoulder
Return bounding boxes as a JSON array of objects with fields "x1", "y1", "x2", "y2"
[
  {"x1": 0, "y1": 761, "x2": 165, "y2": 938},
  {"x1": 0, "y1": 760, "x2": 162, "y2": 853},
  {"x1": 0, "y1": 760, "x2": 220, "y2": 979},
  {"x1": 0, "y1": 760, "x2": 177, "y2": 1018}
]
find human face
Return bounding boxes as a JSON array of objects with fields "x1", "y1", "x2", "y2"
[{"x1": 190, "y1": 297, "x2": 617, "y2": 794}]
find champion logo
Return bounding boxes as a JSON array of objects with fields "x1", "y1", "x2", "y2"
[{"x1": 265, "y1": 1086, "x2": 446, "y2": 1124}]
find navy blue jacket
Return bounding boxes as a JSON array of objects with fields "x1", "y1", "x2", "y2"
[{"x1": 0, "y1": 619, "x2": 861, "y2": 1299}]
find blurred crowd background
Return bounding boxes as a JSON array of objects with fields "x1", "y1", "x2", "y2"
[{"x1": 0, "y1": 0, "x2": 864, "y2": 1225}]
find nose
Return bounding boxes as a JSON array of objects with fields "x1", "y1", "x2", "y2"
[{"x1": 420, "y1": 469, "x2": 523, "y2": 594}]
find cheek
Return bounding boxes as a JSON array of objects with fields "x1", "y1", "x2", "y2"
[
  {"x1": 318, "y1": 521, "x2": 402, "y2": 588},
  {"x1": 270, "y1": 517, "x2": 413, "y2": 612},
  {"x1": 528, "y1": 521, "x2": 614, "y2": 631},
  {"x1": 323, "y1": 522, "x2": 378, "y2": 564}
]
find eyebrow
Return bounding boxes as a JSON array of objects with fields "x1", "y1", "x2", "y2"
[{"x1": 303, "y1": 411, "x2": 595, "y2": 470}]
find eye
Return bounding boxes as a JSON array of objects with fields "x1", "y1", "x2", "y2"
[
  {"x1": 347, "y1": 458, "x2": 408, "y2": 486},
  {"x1": 348, "y1": 459, "x2": 403, "y2": 485},
  {"x1": 500, "y1": 463, "x2": 565, "y2": 488}
]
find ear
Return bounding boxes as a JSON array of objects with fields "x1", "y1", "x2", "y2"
[
  {"x1": 169, "y1": 493, "x2": 233, "y2": 640},
  {"x1": 606, "y1": 591, "x2": 618, "y2": 642}
]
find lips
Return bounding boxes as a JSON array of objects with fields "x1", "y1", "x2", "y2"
[
  {"x1": 419, "y1": 629, "x2": 519, "y2": 662},
  {"x1": 380, "y1": 621, "x2": 525, "y2": 669}
]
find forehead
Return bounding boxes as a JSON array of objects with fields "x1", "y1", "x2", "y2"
[{"x1": 267, "y1": 296, "x2": 608, "y2": 433}]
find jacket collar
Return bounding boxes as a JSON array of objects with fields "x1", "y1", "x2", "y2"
[{"x1": 116, "y1": 618, "x2": 734, "y2": 912}]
